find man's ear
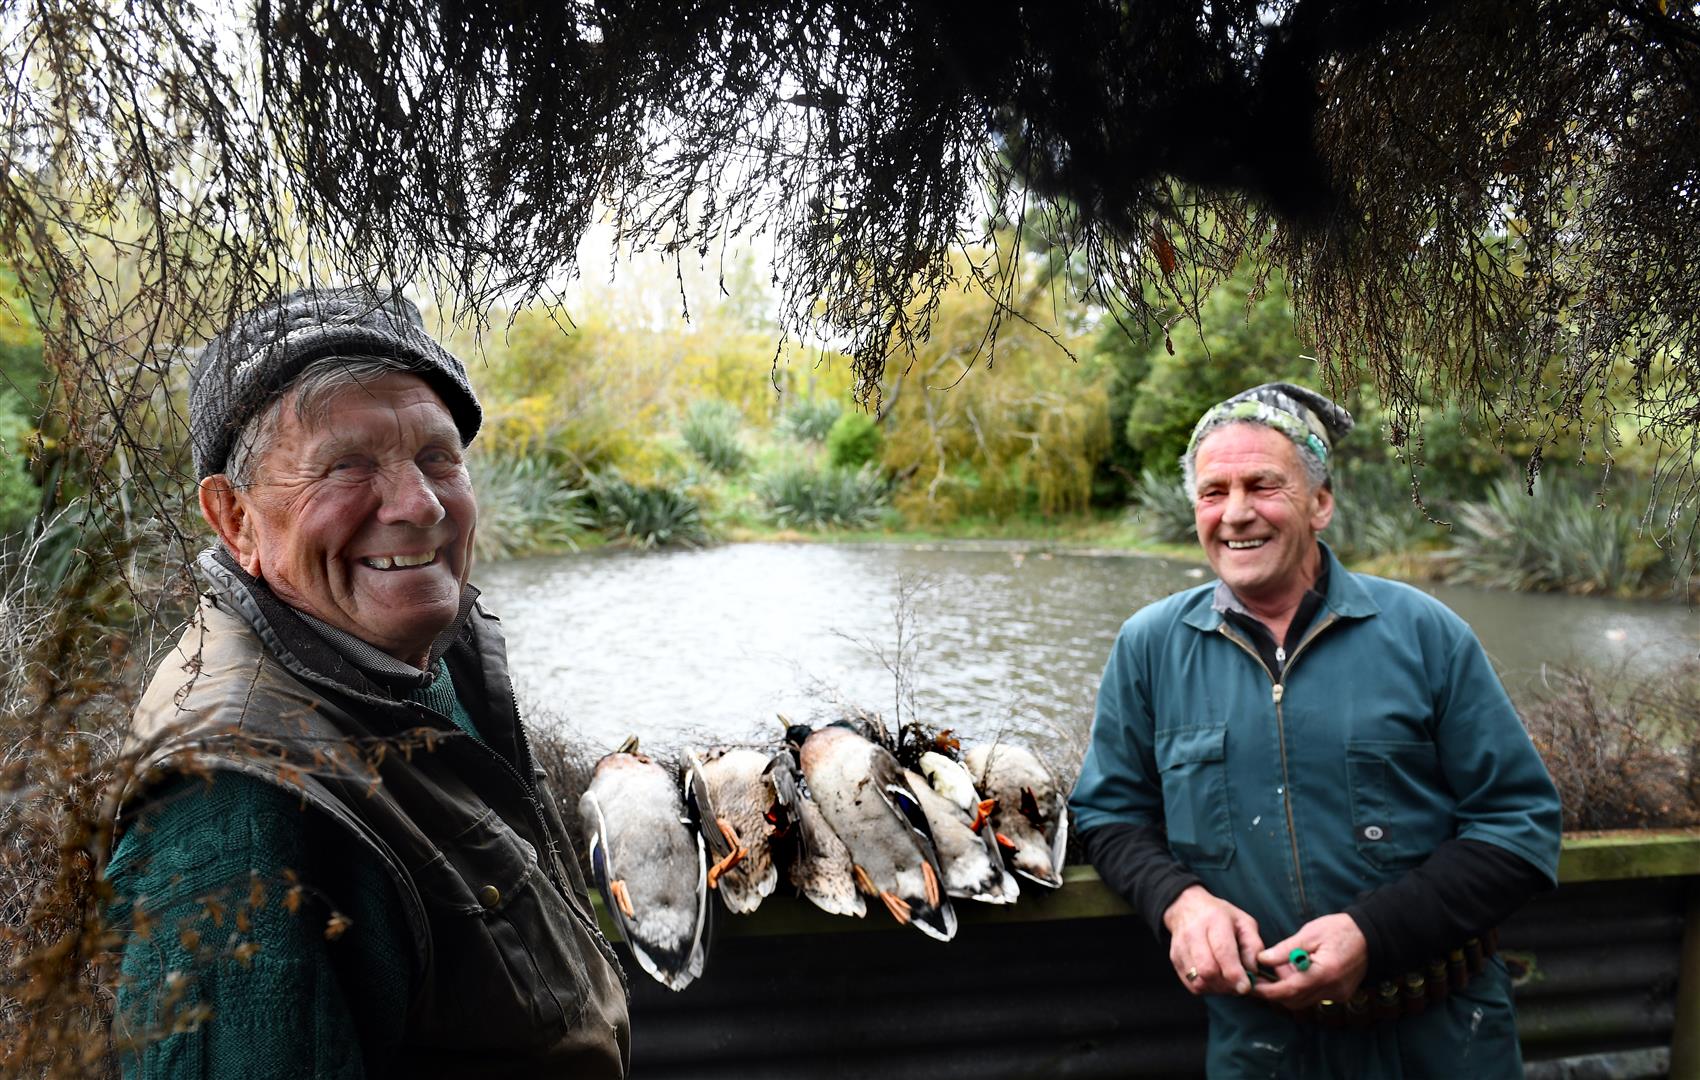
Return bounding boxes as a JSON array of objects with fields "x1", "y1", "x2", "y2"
[
  {"x1": 1311, "y1": 482, "x2": 1336, "y2": 533},
  {"x1": 198, "y1": 476, "x2": 262, "y2": 576}
]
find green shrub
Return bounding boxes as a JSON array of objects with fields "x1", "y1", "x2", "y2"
[
  {"x1": 756, "y1": 463, "x2": 889, "y2": 529},
  {"x1": 680, "y1": 400, "x2": 747, "y2": 475},
  {"x1": 1446, "y1": 474, "x2": 1676, "y2": 595},
  {"x1": 826, "y1": 411, "x2": 882, "y2": 470},
  {"x1": 468, "y1": 453, "x2": 593, "y2": 562},
  {"x1": 590, "y1": 474, "x2": 710, "y2": 548},
  {"x1": 781, "y1": 397, "x2": 844, "y2": 443},
  {"x1": 1326, "y1": 459, "x2": 1447, "y2": 562},
  {"x1": 0, "y1": 412, "x2": 38, "y2": 537},
  {"x1": 1128, "y1": 469, "x2": 1196, "y2": 544}
]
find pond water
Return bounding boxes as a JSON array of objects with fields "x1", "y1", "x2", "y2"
[{"x1": 477, "y1": 542, "x2": 1699, "y2": 759}]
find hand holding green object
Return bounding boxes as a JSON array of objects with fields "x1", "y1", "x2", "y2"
[{"x1": 1248, "y1": 947, "x2": 1311, "y2": 983}]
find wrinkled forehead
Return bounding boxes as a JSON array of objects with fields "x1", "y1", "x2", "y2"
[
  {"x1": 280, "y1": 370, "x2": 461, "y2": 446},
  {"x1": 1193, "y1": 421, "x2": 1306, "y2": 477}
]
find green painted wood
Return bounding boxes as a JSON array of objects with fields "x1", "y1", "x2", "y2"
[
  {"x1": 1556, "y1": 829, "x2": 1700, "y2": 883},
  {"x1": 589, "y1": 830, "x2": 1700, "y2": 940}
]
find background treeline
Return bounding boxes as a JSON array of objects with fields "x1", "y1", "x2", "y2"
[
  {"x1": 0, "y1": 249, "x2": 1690, "y2": 598},
  {"x1": 434, "y1": 253, "x2": 1694, "y2": 599}
]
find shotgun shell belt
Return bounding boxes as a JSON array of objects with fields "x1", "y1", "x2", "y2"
[{"x1": 1307, "y1": 929, "x2": 1498, "y2": 1028}]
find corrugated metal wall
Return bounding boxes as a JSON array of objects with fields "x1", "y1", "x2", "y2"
[
  {"x1": 614, "y1": 875, "x2": 1693, "y2": 1079},
  {"x1": 1504, "y1": 878, "x2": 1686, "y2": 1063}
]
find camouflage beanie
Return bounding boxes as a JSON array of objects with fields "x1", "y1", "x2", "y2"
[{"x1": 1185, "y1": 382, "x2": 1354, "y2": 476}]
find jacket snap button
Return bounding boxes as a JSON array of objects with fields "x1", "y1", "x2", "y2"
[
  {"x1": 478, "y1": 884, "x2": 502, "y2": 908},
  {"x1": 1363, "y1": 825, "x2": 1385, "y2": 841}
]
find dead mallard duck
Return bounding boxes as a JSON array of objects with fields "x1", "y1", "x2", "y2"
[
  {"x1": 579, "y1": 735, "x2": 709, "y2": 990},
  {"x1": 964, "y1": 740, "x2": 1069, "y2": 889},
  {"x1": 789, "y1": 721, "x2": 956, "y2": 941},
  {"x1": 901, "y1": 765, "x2": 1019, "y2": 905},
  {"x1": 684, "y1": 746, "x2": 781, "y2": 914},
  {"x1": 765, "y1": 743, "x2": 866, "y2": 919}
]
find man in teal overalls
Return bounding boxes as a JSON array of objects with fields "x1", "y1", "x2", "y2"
[{"x1": 1070, "y1": 383, "x2": 1562, "y2": 1077}]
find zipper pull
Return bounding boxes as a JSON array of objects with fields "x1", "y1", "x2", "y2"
[{"x1": 1273, "y1": 683, "x2": 1285, "y2": 705}]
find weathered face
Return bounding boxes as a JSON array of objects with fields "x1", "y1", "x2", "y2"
[
  {"x1": 1192, "y1": 422, "x2": 1332, "y2": 609},
  {"x1": 208, "y1": 372, "x2": 477, "y2": 667}
]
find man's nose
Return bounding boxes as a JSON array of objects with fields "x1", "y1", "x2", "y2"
[
  {"x1": 1222, "y1": 486, "x2": 1256, "y2": 523},
  {"x1": 377, "y1": 465, "x2": 446, "y2": 527}
]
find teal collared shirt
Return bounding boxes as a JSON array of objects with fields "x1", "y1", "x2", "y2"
[{"x1": 1071, "y1": 542, "x2": 1561, "y2": 940}]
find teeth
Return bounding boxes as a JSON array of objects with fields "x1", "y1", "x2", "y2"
[
  {"x1": 1226, "y1": 540, "x2": 1266, "y2": 550},
  {"x1": 363, "y1": 550, "x2": 436, "y2": 570}
]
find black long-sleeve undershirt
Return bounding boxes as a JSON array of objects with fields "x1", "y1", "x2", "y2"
[
  {"x1": 1081, "y1": 821, "x2": 1203, "y2": 940},
  {"x1": 1344, "y1": 836, "x2": 1552, "y2": 979},
  {"x1": 1080, "y1": 822, "x2": 1552, "y2": 978}
]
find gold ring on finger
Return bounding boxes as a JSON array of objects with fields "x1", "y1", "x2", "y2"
[{"x1": 1186, "y1": 967, "x2": 1200, "y2": 981}]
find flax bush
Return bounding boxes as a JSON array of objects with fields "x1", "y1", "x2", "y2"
[
  {"x1": 680, "y1": 401, "x2": 747, "y2": 476},
  {"x1": 468, "y1": 454, "x2": 593, "y2": 562},
  {"x1": 781, "y1": 398, "x2": 844, "y2": 444},
  {"x1": 1326, "y1": 459, "x2": 1449, "y2": 563},
  {"x1": 756, "y1": 463, "x2": 889, "y2": 530},
  {"x1": 589, "y1": 474, "x2": 710, "y2": 550},
  {"x1": 1447, "y1": 476, "x2": 1679, "y2": 596},
  {"x1": 1128, "y1": 469, "x2": 1197, "y2": 544}
]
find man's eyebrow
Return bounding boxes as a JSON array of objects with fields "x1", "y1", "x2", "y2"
[
  {"x1": 1197, "y1": 467, "x2": 1289, "y2": 487},
  {"x1": 307, "y1": 425, "x2": 461, "y2": 461}
]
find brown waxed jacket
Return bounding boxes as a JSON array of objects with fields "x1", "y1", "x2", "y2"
[{"x1": 123, "y1": 550, "x2": 630, "y2": 1078}]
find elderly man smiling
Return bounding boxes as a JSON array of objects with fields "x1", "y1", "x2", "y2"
[
  {"x1": 108, "y1": 289, "x2": 629, "y2": 1078},
  {"x1": 1070, "y1": 383, "x2": 1562, "y2": 1078}
]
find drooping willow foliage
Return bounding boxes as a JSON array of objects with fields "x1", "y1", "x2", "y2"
[
  {"x1": 4, "y1": 0, "x2": 1699, "y2": 516},
  {"x1": 1, "y1": 0, "x2": 1699, "y2": 1069}
]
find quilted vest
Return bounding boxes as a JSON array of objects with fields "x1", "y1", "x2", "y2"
[{"x1": 122, "y1": 553, "x2": 630, "y2": 1077}]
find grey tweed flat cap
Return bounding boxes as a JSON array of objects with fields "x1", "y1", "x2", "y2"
[{"x1": 189, "y1": 287, "x2": 482, "y2": 478}]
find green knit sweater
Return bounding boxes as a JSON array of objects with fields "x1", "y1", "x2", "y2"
[{"x1": 108, "y1": 662, "x2": 481, "y2": 1079}]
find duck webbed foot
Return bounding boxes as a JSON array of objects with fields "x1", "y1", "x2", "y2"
[
  {"x1": 920, "y1": 860, "x2": 941, "y2": 908},
  {"x1": 970, "y1": 798, "x2": 996, "y2": 833},
  {"x1": 610, "y1": 878, "x2": 636, "y2": 919},
  {"x1": 706, "y1": 818, "x2": 749, "y2": 888},
  {"x1": 878, "y1": 890, "x2": 913, "y2": 924},
  {"x1": 852, "y1": 863, "x2": 878, "y2": 896}
]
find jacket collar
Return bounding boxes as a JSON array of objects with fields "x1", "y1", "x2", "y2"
[{"x1": 1182, "y1": 539, "x2": 1379, "y2": 632}]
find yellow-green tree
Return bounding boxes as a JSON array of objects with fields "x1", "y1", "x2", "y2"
[{"x1": 882, "y1": 270, "x2": 1109, "y2": 524}]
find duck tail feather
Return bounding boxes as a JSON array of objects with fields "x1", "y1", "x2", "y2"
[
  {"x1": 911, "y1": 898, "x2": 957, "y2": 942},
  {"x1": 1048, "y1": 798, "x2": 1071, "y2": 878}
]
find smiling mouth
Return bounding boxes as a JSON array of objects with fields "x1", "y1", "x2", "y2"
[
  {"x1": 361, "y1": 550, "x2": 439, "y2": 570},
  {"x1": 1225, "y1": 539, "x2": 1268, "y2": 550}
]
